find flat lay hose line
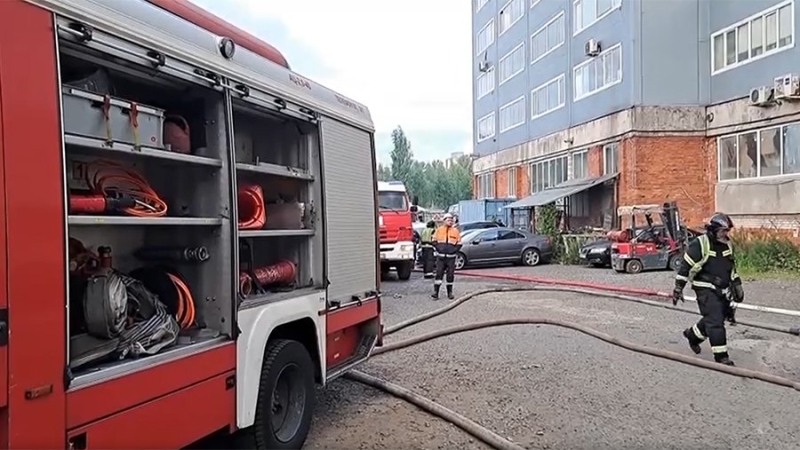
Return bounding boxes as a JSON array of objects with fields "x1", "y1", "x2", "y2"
[
  {"x1": 345, "y1": 370, "x2": 526, "y2": 450},
  {"x1": 345, "y1": 285, "x2": 800, "y2": 450},
  {"x1": 87, "y1": 160, "x2": 168, "y2": 217},
  {"x1": 458, "y1": 270, "x2": 800, "y2": 319}
]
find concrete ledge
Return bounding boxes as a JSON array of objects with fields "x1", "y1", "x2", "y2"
[
  {"x1": 474, "y1": 105, "x2": 707, "y2": 173},
  {"x1": 707, "y1": 96, "x2": 800, "y2": 137}
]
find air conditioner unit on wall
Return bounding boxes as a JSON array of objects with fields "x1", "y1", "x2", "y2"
[
  {"x1": 749, "y1": 86, "x2": 775, "y2": 106},
  {"x1": 774, "y1": 74, "x2": 800, "y2": 100},
  {"x1": 585, "y1": 38, "x2": 601, "y2": 57},
  {"x1": 479, "y1": 60, "x2": 490, "y2": 72}
]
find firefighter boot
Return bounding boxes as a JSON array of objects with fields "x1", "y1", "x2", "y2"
[
  {"x1": 716, "y1": 356, "x2": 735, "y2": 366},
  {"x1": 682, "y1": 328, "x2": 702, "y2": 355},
  {"x1": 431, "y1": 283, "x2": 440, "y2": 300},
  {"x1": 446, "y1": 285, "x2": 454, "y2": 300}
]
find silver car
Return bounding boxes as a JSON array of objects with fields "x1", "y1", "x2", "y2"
[{"x1": 455, "y1": 227, "x2": 553, "y2": 270}]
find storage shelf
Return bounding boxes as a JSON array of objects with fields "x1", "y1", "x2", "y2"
[
  {"x1": 239, "y1": 286, "x2": 323, "y2": 310},
  {"x1": 239, "y1": 229, "x2": 314, "y2": 238},
  {"x1": 236, "y1": 162, "x2": 313, "y2": 181},
  {"x1": 68, "y1": 216, "x2": 223, "y2": 226},
  {"x1": 65, "y1": 134, "x2": 223, "y2": 168}
]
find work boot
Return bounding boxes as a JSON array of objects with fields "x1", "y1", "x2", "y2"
[
  {"x1": 446, "y1": 286, "x2": 454, "y2": 300},
  {"x1": 716, "y1": 357, "x2": 735, "y2": 366},
  {"x1": 682, "y1": 329, "x2": 702, "y2": 355},
  {"x1": 430, "y1": 293, "x2": 439, "y2": 300}
]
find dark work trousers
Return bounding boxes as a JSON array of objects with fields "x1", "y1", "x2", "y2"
[
  {"x1": 686, "y1": 289, "x2": 729, "y2": 361},
  {"x1": 421, "y1": 246, "x2": 435, "y2": 277},
  {"x1": 434, "y1": 256, "x2": 456, "y2": 296}
]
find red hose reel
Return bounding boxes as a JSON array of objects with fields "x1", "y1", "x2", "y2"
[
  {"x1": 239, "y1": 260, "x2": 297, "y2": 298},
  {"x1": 238, "y1": 183, "x2": 266, "y2": 230}
]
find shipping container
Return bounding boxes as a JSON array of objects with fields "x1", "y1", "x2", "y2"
[{"x1": 457, "y1": 199, "x2": 515, "y2": 225}]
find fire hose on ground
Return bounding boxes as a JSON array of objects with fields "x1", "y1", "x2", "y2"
[{"x1": 345, "y1": 283, "x2": 800, "y2": 450}]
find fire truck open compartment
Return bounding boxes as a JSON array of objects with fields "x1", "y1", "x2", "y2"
[
  {"x1": 59, "y1": 45, "x2": 235, "y2": 380},
  {"x1": 232, "y1": 99, "x2": 323, "y2": 307},
  {"x1": 57, "y1": 29, "x2": 322, "y2": 379}
]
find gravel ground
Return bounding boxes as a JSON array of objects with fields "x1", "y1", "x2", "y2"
[{"x1": 305, "y1": 270, "x2": 800, "y2": 450}]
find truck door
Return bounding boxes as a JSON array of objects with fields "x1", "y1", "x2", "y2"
[
  {"x1": 319, "y1": 117, "x2": 381, "y2": 380},
  {"x1": 320, "y1": 117, "x2": 378, "y2": 303}
]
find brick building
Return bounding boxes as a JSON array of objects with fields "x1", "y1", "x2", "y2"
[{"x1": 472, "y1": 0, "x2": 800, "y2": 234}]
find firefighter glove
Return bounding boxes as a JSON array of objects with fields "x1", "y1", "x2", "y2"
[
  {"x1": 672, "y1": 286, "x2": 684, "y2": 306},
  {"x1": 731, "y1": 278, "x2": 744, "y2": 303}
]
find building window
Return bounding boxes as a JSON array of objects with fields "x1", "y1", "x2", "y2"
[
  {"x1": 717, "y1": 123, "x2": 800, "y2": 181},
  {"x1": 531, "y1": 11, "x2": 565, "y2": 63},
  {"x1": 499, "y1": 96, "x2": 526, "y2": 133},
  {"x1": 531, "y1": 0, "x2": 541, "y2": 7},
  {"x1": 477, "y1": 172, "x2": 496, "y2": 199},
  {"x1": 529, "y1": 155, "x2": 569, "y2": 193},
  {"x1": 477, "y1": 67, "x2": 495, "y2": 99},
  {"x1": 603, "y1": 142, "x2": 618, "y2": 174},
  {"x1": 498, "y1": 42, "x2": 526, "y2": 84},
  {"x1": 477, "y1": 112, "x2": 496, "y2": 142},
  {"x1": 476, "y1": 19, "x2": 495, "y2": 56},
  {"x1": 499, "y1": 0, "x2": 526, "y2": 35},
  {"x1": 711, "y1": 1, "x2": 793, "y2": 74},
  {"x1": 476, "y1": 0, "x2": 490, "y2": 12},
  {"x1": 508, "y1": 167, "x2": 517, "y2": 197},
  {"x1": 574, "y1": 0, "x2": 622, "y2": 35},
  {"x1": 572, "y1": 150, "x2": 589, "y2": 179},
  {"x1": 573, "y1": 43, "x2": 622, "y2": 101},
  {"x1": 531, "y1": 74, "x2": 566, "y2": 119}
]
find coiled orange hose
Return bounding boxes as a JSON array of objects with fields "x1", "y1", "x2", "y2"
[
  {"x1": 87, "y1": 160, "x2": 168, "y2": 217},
  {"x1": 237, "y1": 183, "x2": 266, "y2": 229},
  {"x1": 168, "y1": 272, "x2": 195, "y2": 329}
]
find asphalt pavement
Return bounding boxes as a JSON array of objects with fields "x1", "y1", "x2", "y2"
[{"x1": 306, "y1": 267, "x2": 800, "y2": 450}]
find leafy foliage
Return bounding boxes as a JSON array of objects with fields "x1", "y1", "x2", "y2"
[
  {"x1": 376, "y1": 126, "x2": 474, "y2": 209},
  {"x1": 732, "y1": 231, "x2": 800, "y2": 276}
]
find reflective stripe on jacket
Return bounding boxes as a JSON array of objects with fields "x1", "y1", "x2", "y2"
[
  {"x1": 676, "y1": 234, "x2": 739, "y2": 290},
  {"x1": 432, "y1": 225, "x2": 461, "y2": 255}
]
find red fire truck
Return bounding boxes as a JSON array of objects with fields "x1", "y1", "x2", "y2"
[
  {"x1": 377, "y1": 181, "x2": 417, "y2": 281},
  {"x1": 0, "y1": 0, "x2": 382, "y2": 448}
]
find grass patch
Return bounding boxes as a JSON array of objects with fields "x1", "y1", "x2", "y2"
[{"x1": 732, "y1": 232, "x2": 800, "y2": 279}]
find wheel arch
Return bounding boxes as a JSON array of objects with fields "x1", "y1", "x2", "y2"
[{"x1": 236, "y1": 293, "x2": 325, "y2": 430}]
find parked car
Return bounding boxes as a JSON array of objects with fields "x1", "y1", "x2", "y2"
[
  {"x1": 456, "y1": 220, "x2": 504, "y2": 233},
  {"x1": 579, "y1": 226, "x2": 701, "y2": 268},
  {"x1": 455, "y1": 227, "x2": 552, "y2": 270}
]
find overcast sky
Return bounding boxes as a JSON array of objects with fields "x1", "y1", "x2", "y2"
[{"x1": 190, "y1": 0, "x2": 473, "y2": 164}]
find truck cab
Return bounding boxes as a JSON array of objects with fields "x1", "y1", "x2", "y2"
[{"x1": 377, "y1": 181, "x2": 417, "y2": 280}]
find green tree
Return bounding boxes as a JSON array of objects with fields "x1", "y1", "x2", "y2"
[
  {"x1": 390, "y1": 126, "x2": 414, "y2": 182},
  {"x1": 380, "y1": 126, "x2": 476, "y2": 209},
  {"x1": 376, "y1": 163, "x2": 392, "y2": 181}
]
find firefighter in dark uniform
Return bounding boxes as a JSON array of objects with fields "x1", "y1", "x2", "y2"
[
  {"x1": 432, "y1": 213, "x2": 461, "y2": 300},
  {"x1": 673, "y1": 213, "x2": 744, "y2": 366},
  {"x1": 420, "y1": 220, "x2": 436, "y2": 278}
]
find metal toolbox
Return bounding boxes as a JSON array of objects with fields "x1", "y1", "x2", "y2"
[{"x1": 62, "y1": 87, "x2": 164, "y2": 148}]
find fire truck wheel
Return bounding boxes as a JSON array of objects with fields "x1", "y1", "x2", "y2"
[
  {"x1": 397, "y1": 261, "x2": 413, "y2": 280},
  {"x1": 253, "y1": 339, "x2": 315, "y2": 450}
]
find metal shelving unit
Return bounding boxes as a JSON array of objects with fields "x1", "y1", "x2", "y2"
[
  {"x1": 235, "y1": 162, "x2": 313, "y2": 180},
  {"x1": 65, "y1": 134, "x2": 223, "y2": 167},
  {"x1": 68, "y1": 216, "x2": 224, "y2": 226},
  {"x1": 238, "y1": 229, "x2": 314, "y2": 238}
]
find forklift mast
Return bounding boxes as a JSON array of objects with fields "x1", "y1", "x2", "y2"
[{"x1": 661, "y1": 201, "x2": 681, "y2": 242}]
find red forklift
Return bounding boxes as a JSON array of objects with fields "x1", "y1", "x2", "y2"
[{"x1": 610, "y1": 202, "x2": 687, "y2": 274}]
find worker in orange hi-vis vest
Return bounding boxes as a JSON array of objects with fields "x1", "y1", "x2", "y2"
[{"x1": 431, "y1": 213, "x2": 462, "y2": 300}]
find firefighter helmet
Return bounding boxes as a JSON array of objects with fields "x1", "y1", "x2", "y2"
[{"x1": 705, "y1": 212, "x2": 734, "y2": 234}]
